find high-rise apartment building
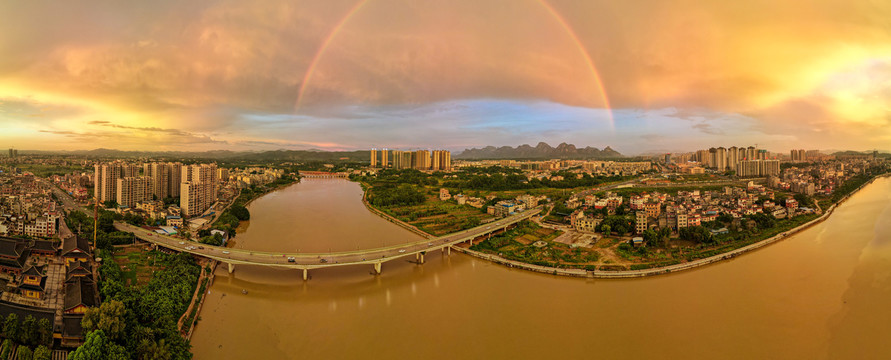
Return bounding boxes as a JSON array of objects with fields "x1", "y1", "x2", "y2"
[
  {"x1": 370, "y1": 148, "x2": 378, "y2": 168},
  {"x1": 715, "y1": 147, "x2": 727, "y2": 170},
  {"x1": 736, "y1": 160, "x2": 780, "y2": 177},
  {"x1": 180, "y1": 181, "x2": 202, "y2": 217},
  {"x1": 180, "y1": 164, "x2": 219, "y2": 217},
  {"x1": 144, "y1": 162, "x2": 170, "y2": 200},
  {"x1": 116, "y1": 176, "x2": 151, "y2": 208},
  {"x1": 381, "y1": 149, "x2": 388, "y2": 168},
  {"x1": 94, "y1": 163, "x2": 122, "y2": 204},
  {"x1": 168, "y1": 162, "x2": 182, "y2": 198},
  {"x1": 413, "y1": 150, "x2": 431, "y2": 170},
  {"x1": 431, "y1": 150, "x2": 442, "y2": 171},
  {"x1": 727, "y1": 146, "x2": 739, "y2": 171}
]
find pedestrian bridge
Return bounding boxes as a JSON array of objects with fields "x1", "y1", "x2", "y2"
[{"x1": 114, "y1": 208, "x2": 541, "y2": 280}]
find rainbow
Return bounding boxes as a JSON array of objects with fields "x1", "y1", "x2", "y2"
[{"x1": 295, "y1": 0, "x2": 614, "y2": 129}]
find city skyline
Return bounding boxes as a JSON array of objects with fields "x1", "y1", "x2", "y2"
[{"x1": 2, "y1": 0, "x2": 890, "y2": 153}]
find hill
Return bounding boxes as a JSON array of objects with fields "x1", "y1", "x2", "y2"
[{"x1": 455, "y1": 142, "x2": 622, "y2": 160}]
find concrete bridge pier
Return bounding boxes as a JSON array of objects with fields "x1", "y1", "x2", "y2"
[
  {"x1": 227, "y1": 263, "x2": 235, "y2": 274},
  {"x1": 302, "y1": 268, "x2": 308, "y2": 281},
  {"x1": 418, "y1": 252, "x2": 426, "y2": 264},
  {"x1": 373, "y1": 262, "x2": 382, "y2": 275},
  {"x1": 447, "y1": 246, "x2": 451, "y2": 256}
]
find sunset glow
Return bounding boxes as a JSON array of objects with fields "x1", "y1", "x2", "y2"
[{"x1": 1, "y1": 0, "x2": 889, "y2": 152}]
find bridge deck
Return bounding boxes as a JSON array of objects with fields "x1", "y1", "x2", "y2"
[{"x1": 115, "y1": 208, "x2": 541, "y2": 270}]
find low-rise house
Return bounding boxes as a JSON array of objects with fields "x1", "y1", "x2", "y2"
[
  {"x1": 0, "y1": 237, "x2": 30, "y2": 275},
  {"x1": 166, "y1": 215, "x2": 183, "y2": 228},
  {"x1": 488, "y1": 201, "x2": 525, "y2": 218},
  {"x1": 29, "y1": 239, "x2": 57, "y2": 258},
  {"x1": 64, "y1": 277, "x2": 98, "y2": 315},
  {"x1": 62, "y1": 236, "x2": 91, "y2": 265},
  {"x1": 19, "y1": 265, "x2": 46, "y2": 299}
]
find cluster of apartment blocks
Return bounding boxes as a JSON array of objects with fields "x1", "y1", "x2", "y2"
[
  {"x1": 667, "y1": 146, "x2": 781, "y2": 177},
  {"x1": 0, "y1": 175, "x2": 60, "y2": 238},
  {"x1": 94, "y1": 162, "x2": 222, "y2": 217},
  {"x1": 455, "y1": 159, "x2": 652, "y2": 177},
  {"x1": 370, "y1": 149, "x2": 452, "y2": 171},
  {"x1": 569, "y1": 183, "x2": 814, "y2": 235}
]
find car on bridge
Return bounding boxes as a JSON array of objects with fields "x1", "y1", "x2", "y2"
[
  {"x1": 288, "y1": 257, "x2": 296, "y2": 263},
  {"x1": 398, "y1": 249, "x2": 406, "y2": 253},
  {"x1": 320, "y1": 259, "x2": 328, "y2": 263}
]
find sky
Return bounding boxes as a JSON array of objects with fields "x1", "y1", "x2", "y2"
[{"x1": 1, "y1": 0, "x2": 890, "y2": 155}]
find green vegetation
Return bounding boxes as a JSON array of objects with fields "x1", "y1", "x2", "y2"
[
  {"x1": 182, "y1": 272, "x2": 211, "y2": 332},
  {"x1": 595, "y1": 215, "x2": 635, "y2": 236},
  {"x1": 229, "y1": 204, "x2": 250, "y2": 221},
  {"x1": 368, "y1": 184, "x2": 426, "y2": 207},
  {"x1": 86, "y1": 249, "x2": 199, "y2": 359},
  {"x1": 66, "y1": 210, "x2": 134, "y2": 249},
  {"x1": 442, "y1": 167, "x2": 634, "y2": 190},
  {"x1": 470, "y1": 221, "x2": 600, "y2": 268},
  {"x1": 0, "y1": 314, "x2": 53, "y2": 360}
]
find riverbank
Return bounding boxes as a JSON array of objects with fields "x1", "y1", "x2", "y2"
[
  {"x1": 178, "y1": 259, "x2": 217, "y2": 340},
  {"x1": 360, "y1": 187, "x2": 434, "y2": 239},
  {"x1": 446, "y1": 173, "x2": 890, "y2": 279}
]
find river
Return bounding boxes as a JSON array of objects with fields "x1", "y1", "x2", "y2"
[{"x1": 191, "y1": 177, "x2": 891, "y2": 359}]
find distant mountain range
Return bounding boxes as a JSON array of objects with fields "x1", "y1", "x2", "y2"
[{"x1": 455, "y1": 142, "x2": 622, "y2": 160}]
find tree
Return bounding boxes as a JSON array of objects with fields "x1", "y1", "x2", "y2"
[
  {"x1": 642, "y1": 229, "x2": 664, "y2": 247},
  {"x1": 793, "y1": 193, "x2": 814, "y2": 208},
  {"x1": 0, "y1": 339, "x2": 12, "y2": 360},
  {"x1": 36, "y1": 319, "x2": 51, "y2": 348},
  {"x1": 3, "y1": 313, "x2": 19, "y2": 341},
  {"x1": 32, "y1": 346, "x2": 50, "y2": 360},
  {"x1": 601, "y1": 224, "x2": 611, "y2": 236},
  {"x1": 68, "y1": 330, "x2": 128, "y2": 360},
  {"x1": 20, "y1": 315, "x2": 37, "y2": 346},
  {"x1": 82, "y1": 300, "x2": 127, "y2": 341},
  {"x1": 137, "y1": 338, "x2": 173, "y2": 360},
  {"x1": 15, "y1": 345, "x2": 31, "y2": 360},
  {"x1": 229, "y1": 204, "x2": 251, "y2": 221}
]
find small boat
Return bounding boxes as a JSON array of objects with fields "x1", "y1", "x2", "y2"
[{"x1": 242, "y1": 289, "x2": 248, "y2": 295}]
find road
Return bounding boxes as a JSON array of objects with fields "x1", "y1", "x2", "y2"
[
  {"x1": 38, "y1": 178, "x2": 89, "y2": 214},
  {"x1": 115, "y1": 208, "x2": 541, "y2": 270}
]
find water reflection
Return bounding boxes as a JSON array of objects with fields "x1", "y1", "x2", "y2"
[{"x1": 191, "y1": 178, "x2": 891, "y2": 359}]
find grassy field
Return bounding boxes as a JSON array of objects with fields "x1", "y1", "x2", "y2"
[
  {"x1": 381, "y1": 193, "x2": 494, "y2": 236},
  {"x1": 470, "y1": 220, "x2": 602, "y2": 269},
  {"x1": 112, "y1": 245, "x2": 167, "y2": 287}
]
